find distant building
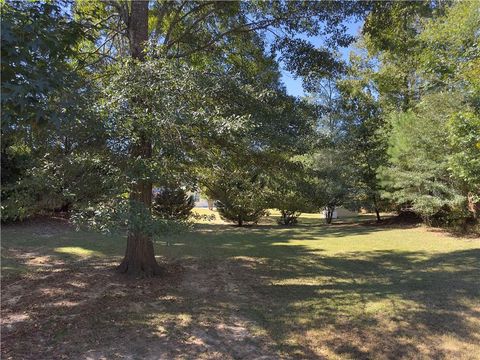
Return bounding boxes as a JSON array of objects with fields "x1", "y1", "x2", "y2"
[
  {"x1": 321, "y1": 207, "x2": 356, "y2": 219},
  {"x1": 153, "y1": 187, "x2": 214, "y2": 209},
  {"x1": 191, "y1": 192, "x2": 214, "y2": 209},
  {"x1": 323, "y1": 209, "x2": 338, "y2": 219}
]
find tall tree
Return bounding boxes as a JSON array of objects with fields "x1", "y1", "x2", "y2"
[
  {"x1": 418, "y1": 0, "x2": 480, "y2": 221},
  {"x1": 114, "y1": 1, "x2": 163, "y2": 276},
  {"x1": 76, "y1": 0, "x2": 370, "y2": 276},
  {"x1": 337, "y1": 50, "x2": 386, "y2": 221},
  {"x1": 1, "y1": 1, "x2": 108, "y2": 221},
  {"x1": 305, "y1": 77, "x2": 350, "y2": 224},
  {"x1": 372, "y1": 0, "x2": 480, "y2": 225},
  {"x1": 362, "y1": 1, "x2": 443, "y2": 112},
  {"x1": 379, "y1": 93, "x2": 466, "y2": 223}
]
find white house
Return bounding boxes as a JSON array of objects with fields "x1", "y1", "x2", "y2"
[
  {"x1": 321, "y1": 207, "x2": 356, "y2": 219},
  {"x1": 191, "y1": 192, "x2": 214, "y2": 209}
]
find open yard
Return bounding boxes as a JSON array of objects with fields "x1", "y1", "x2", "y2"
[{"x1": 1, "y1": 212, "x2": 479, "y2": 359}]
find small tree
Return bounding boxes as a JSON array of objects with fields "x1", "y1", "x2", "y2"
[
  {"x1": 269, "y1": 162, "x2": 316, "y2": 226},
  {"x1": 215, "y1": 199, "x2": 266, "y2": 227},
  {"x1": 306, "y1": 151, "x2": 351, "y2": 224},
  {"x1": 152, "y1": 187, "x2": 195, "y2": 221},
  {"x1": 204, "y1": 169, "x2": 267, "y2": 227}
]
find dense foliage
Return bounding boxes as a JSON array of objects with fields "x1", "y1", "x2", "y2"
[
  {"x1": 152, "y1": 187, "x2": 194, "y2": 221},
  {"x1": 1, "y1": 1, "x2": 109, "y2": 222},
  {"x1": 368, "y1": 1, "x2": 480, "y2": 227},
  {"x1": 268, "y1": 163, "x2": 316, "y2": 226},
  {"x1": 203, "y1": 163, "x2": 269, "y2": 227}
]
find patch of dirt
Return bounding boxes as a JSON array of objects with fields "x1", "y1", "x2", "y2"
[
  {"x1": 176, "y1": 258, "x2": 279, "y2": 358},
  {"x1": 1, "y1": 256, "x2": 280, "y2": 360}
]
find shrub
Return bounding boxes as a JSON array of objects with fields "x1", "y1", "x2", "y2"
[
  {"x1": 273, "y1": 191, "x2": 312, "y2": 225},
  {"x1": 152, "y1": 187, "x2": 194, "y2": 221},
  {"x1": 205, "y1": 171, "x2": 267, "y2": 227},
  {"x1": 215, "y1": 199, "x2": 266, "y2": 226},
  {"x1": 278, "y1": 210, "x2": 300, "y2": 225},
  {"x1": 268, "y1": 171, "x2": 317, "y2": 226}
]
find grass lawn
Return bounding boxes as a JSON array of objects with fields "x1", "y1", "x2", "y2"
[{"x1": 1, "y1": 211, "x2": 479, "y2": 359}]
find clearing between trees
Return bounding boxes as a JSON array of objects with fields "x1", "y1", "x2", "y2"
[{"x1": 1, "y1": 212, "x2": 479, "y2": 359}]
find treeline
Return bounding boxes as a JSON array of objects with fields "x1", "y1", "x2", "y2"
[
  {"x1": 299, "y1": 1, "x2": 480, "y2": 230},
  {"x1": 1, "y1": 0, "x2": 478, "y2": 237},
  {"x1": 358, "y1": 1, "x2": 480, "y2": 229}
]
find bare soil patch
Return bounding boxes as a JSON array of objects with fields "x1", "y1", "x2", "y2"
[{"x1": 1, "y1": 256, "x2": 280, "y2": 359}]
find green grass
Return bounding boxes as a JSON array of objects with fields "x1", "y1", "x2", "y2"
[{"x1": 2, "y1": 212, "x2": 479, "y2": 359}]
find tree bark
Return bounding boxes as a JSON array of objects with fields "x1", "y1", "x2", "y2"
[
  {"x1": 117, "y1": 0, "x2": 162, "y2": 276},
  {"x1": 325, "y1": 205, "x2": 334, "y2": 224},
  {"x1": 467, "y1": 192, "x2": 478, "y2": 220},
  {"x1": 128, "y1": 0, "x2": 149, "y2": 61},
  {"x1": 373, "y1": 196, "x2": 381, "y2": 222}
]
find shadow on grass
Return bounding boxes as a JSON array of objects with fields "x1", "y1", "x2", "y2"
[
  {"x1": 155, "y1": 221, "x2": 391, "y2": 261},
  {"x1": 1, "y1": 220, "x2": 479, "y2": 359}
]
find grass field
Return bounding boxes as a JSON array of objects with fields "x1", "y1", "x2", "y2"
[{"x1": 1, "y1": 211, "x2": 479, "y2": 359}]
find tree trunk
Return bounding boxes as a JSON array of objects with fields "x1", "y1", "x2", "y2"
[
  {"x1": 117, "y1": 232, "x2": 162, "y2": 276},
  {"x1": 325, "y1": 206, "x2": 334, "y2": 224},
  {"x1": 128, "y1": 0, "x2": 148, "y2": 61},
  {"x1": 467, "y1": 192, "x2": 478, "y2": 220},
  {"x1": 373, "y1": 196, "x2": 381, "y2": 222},
  {"x1": 117, "y1": 0, "x2": 162, "y2": 276}
]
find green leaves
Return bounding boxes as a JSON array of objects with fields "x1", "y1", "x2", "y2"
[
  {"x1": 205, "y1": 168, "x2": 269, "y2": 226},
  {"x1": 448, "y1": 112, "x2": 480, "y2": 192},
  {"x1": 359, "y1": 1, "x2": 480, "y2": 225},
  {"x1": 152, "y1": 187, "x2": 195, "y2": 221},
  {"x1": 1, "y1": 0, "x2": 85, "y2": 127},
  {"x1": 419, "y1": 1, "x2": 480, "y2": 92},
  {"x1": 379, "y1": 93, "x2": 466, "y2": 220}
]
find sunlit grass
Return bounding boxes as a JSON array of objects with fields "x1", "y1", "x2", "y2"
[
  {"x1": 2, "y1": 212, "x2": 478, "y2": 276},
  {"x1": 54, "y1": 246, "x2": 102, "y2": 258},
  {"x1": 1, "y1": 212, "x2": 479, "y2": 358}
]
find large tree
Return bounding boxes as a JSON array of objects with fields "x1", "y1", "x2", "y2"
[
  {"x1": 337, "y1": 50, "x2": 386, "y2": 221},
  {"x1": 1, "y1": 1, "x2": 110, "y2": 221},
  {"x1": 114, "y1": 1, "x2": 161, "y2": 276},
  {"x1": 75, "y1": 0, "x2": 370, "y2": 276},
  {"x1": 370, "y1": 1, "x2": 480, "y2": 225}
]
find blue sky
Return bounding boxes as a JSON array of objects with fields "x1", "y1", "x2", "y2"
[{"x1": 280, "y1": 20, "x2": 363, "y2": 97}]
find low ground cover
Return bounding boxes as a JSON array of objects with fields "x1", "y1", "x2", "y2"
[{"x1": 1, "y1": 212, "x2": 479, "y2": 359}]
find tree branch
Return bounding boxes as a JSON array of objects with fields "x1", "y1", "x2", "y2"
[{"x1": 169, "y1": 18, "x2": 278, "y2": 59}]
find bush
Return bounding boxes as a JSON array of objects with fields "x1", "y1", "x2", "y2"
[
  {"x1": 273, "y1": 191, "x2": 312, "y2": 225},
  {"x1": 269, "y1": 173, "x2": 317, "y2": 226},
  {"x1": 205, "y1": 171, "x2": 267, "y2": 227},
  {"x1": 215, "y1": 199, "x2": 266, "y2": 226},
  {"x1": 278, "y1": 210, "x2": 300, "y2": 225},
  {"x1": 152, "y1": 187, "x2": 194, "y2": 221}
]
